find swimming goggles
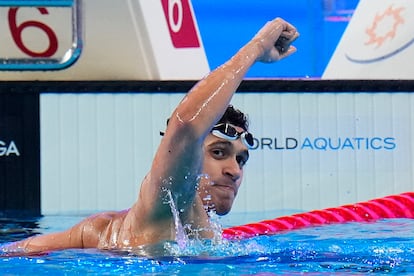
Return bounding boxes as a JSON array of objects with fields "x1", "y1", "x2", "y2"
[{"x1": 211, "y1": 123, "x2": 254, "y2": 149}]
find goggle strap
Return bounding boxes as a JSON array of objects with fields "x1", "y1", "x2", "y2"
[{"x1": 211, "y1": 129, "x2": 238, "y2": 141}]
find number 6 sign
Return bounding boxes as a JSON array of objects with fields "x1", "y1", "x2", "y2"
[{"x1": 0, "y1": 0, "x2": 82, "y2": 70}]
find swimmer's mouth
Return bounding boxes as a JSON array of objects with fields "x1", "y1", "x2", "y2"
[{"x1": 213, "y1": 183, "x2": 237, "y2": 194}]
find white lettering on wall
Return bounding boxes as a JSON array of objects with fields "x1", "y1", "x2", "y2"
[{"x1": 0, "y1": 140, "x2": 20, "y2": 156}]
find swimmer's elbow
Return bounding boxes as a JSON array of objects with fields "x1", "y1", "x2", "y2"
[{"x1": 164, "y1": 118, "x2": 205, "y2": 145}]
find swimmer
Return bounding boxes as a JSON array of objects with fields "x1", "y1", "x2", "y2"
[{"x1": 1, "y1": 17, "x2": 299, "y2": 255}]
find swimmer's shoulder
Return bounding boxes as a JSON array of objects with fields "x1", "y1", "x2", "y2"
[{"x1": 76, "y1": 210, "x2": 129, "y2": 248}]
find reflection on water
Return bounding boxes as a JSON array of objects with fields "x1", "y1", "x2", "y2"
[
  {"x1": 0, "y1": 215, "x2": 86, "y2": 245},
  {"x1": 0, "y1": 217, "x2": 42, "y2": 243},
  {"x1": 1, "y1": 216, "x2": 414, "y2": 274}
]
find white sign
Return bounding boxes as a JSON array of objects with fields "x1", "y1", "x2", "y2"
[
  {"x1": 323, "y1": 0, "x2": 414, "y2": 79},
  {"x1": 0, "y1": 0, "x2": 209, "y2": 80},
  {"x1": 0, "y1": 3, "x2": 79, "y2": 70}
]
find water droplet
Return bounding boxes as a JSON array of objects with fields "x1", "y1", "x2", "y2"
[{"x1": 203, "y1": 195, "x2": 212, "y2": 201}]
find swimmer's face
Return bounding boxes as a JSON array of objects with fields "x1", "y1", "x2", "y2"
[{"x1": 199, "y1": 125, "x2": 250, "y2": 215}]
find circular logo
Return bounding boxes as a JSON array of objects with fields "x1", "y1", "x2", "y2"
[{"x1": 345, "y1": 5, "x2": 414, "y2": 64}]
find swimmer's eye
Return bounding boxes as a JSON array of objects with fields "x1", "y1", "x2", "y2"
[{"x1": 211, "y1": 148, "x2": 227, "y2": 159}]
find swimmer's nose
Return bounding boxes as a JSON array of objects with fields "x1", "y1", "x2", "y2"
[{"x1": 223, "y1": 158, "x2": 241, "y2": 182}]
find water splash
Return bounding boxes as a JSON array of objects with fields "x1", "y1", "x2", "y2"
[
  {"x1": 162, "y1": 187, "x2": 189, "y2": 250},
  {"x1": 197, "y1": 174, "x2": 217, "y2": 213},
  {"x1": 161, "y1": 172, "x2": 237, "y2": 257},
  {"x1": 162, "y1": 186, "x2": 227, "y2": 252}
]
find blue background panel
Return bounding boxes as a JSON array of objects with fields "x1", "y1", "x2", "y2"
[{"x1": 192, "y1": 0, "x2": 359, "y2": 78}]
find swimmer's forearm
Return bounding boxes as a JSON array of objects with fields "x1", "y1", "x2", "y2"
[
  {"x1": 170, "y1": 40, "x2": 261, "y2": 135},
  {"x1": 1, "y1": 229, "x2": 84, "y2": 255},
  {"x1": 0, "y1": 237, "x2": 48, "y2": 256},
  {"x1": 170, "y1": 18, "x2": 298, "y2": 136}
]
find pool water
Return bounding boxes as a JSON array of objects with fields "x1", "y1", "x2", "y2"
[{"x1": 1, "y1": 216, "x2": 414, "y2": 274}]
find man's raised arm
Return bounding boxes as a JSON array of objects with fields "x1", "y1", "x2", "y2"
[{"x1": 133, "y1": 17, "x2": 299, "y2": 225}]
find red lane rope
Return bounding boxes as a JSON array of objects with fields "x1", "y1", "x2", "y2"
[{"x1": 222, "y1": 192, "x2": 414, "y2": 240}]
